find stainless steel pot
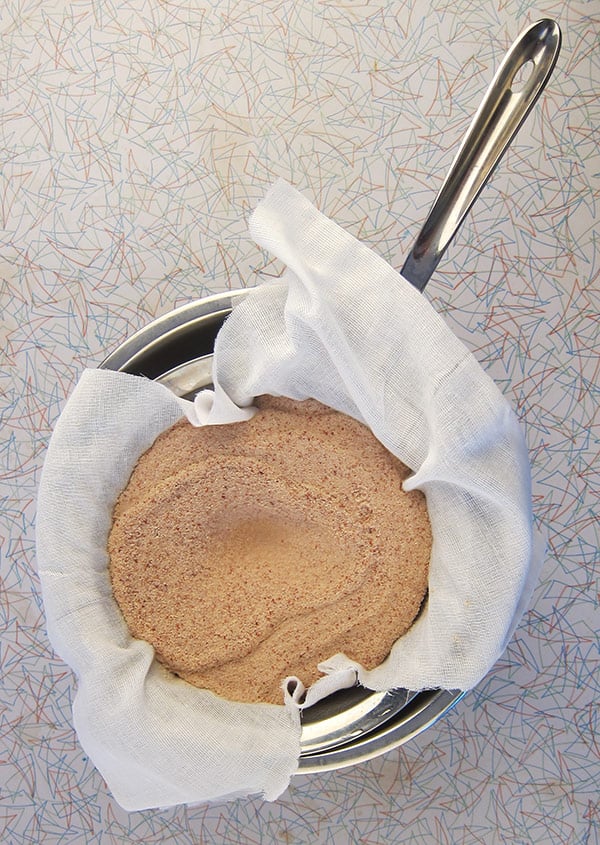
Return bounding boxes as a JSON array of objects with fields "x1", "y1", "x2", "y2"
[{"x1": 99, "y1": 19, "x2": 560, "y2": 772}]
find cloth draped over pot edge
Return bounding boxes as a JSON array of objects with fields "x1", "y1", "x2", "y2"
[
  {"x1": 194, "y1": 179, "x2": 542, "y2": 697},
  {"x1": 36, "y1": 368, "x2": 302, "y2": 811},
  {"x1": 36, "y1": 179, "x2": 542, "y2": 810}
]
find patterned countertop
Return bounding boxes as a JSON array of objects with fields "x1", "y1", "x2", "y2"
[{"x1": 1, "y1": 1, "x2": 597, "y2": 842}]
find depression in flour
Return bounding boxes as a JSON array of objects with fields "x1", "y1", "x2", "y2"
[{"x1": 36, "y1": 180, "x2": 540, "y2": 810}]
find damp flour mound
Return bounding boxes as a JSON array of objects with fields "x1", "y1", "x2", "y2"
[{"x1": 109, "y1": 396, "x2": 431, "y2": 704}]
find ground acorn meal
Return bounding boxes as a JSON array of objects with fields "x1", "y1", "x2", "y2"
[{"x1": 108, "y1": 395, "x2": 432, "y2": 704}]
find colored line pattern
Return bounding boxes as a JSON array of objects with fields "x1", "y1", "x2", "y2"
[{"x1": 1, "y1": 1, "x2": 598, "y2": 843}]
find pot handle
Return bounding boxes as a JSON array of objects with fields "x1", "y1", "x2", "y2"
[{"x1": 400, "y1": 18, "x2": 562, "y2": 292}]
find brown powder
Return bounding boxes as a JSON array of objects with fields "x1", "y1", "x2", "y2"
[{"x1": 108, "y1": 396, "x2": 431, "y2": 704}]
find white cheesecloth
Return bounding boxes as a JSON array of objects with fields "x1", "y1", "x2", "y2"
[{"x1": 36, "y1": 180, "x2": 542, "y2": 810}]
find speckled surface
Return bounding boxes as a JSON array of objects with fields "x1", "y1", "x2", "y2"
[{"x1": 1, "y1": 1, "x2": 597, "y2": 842}]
